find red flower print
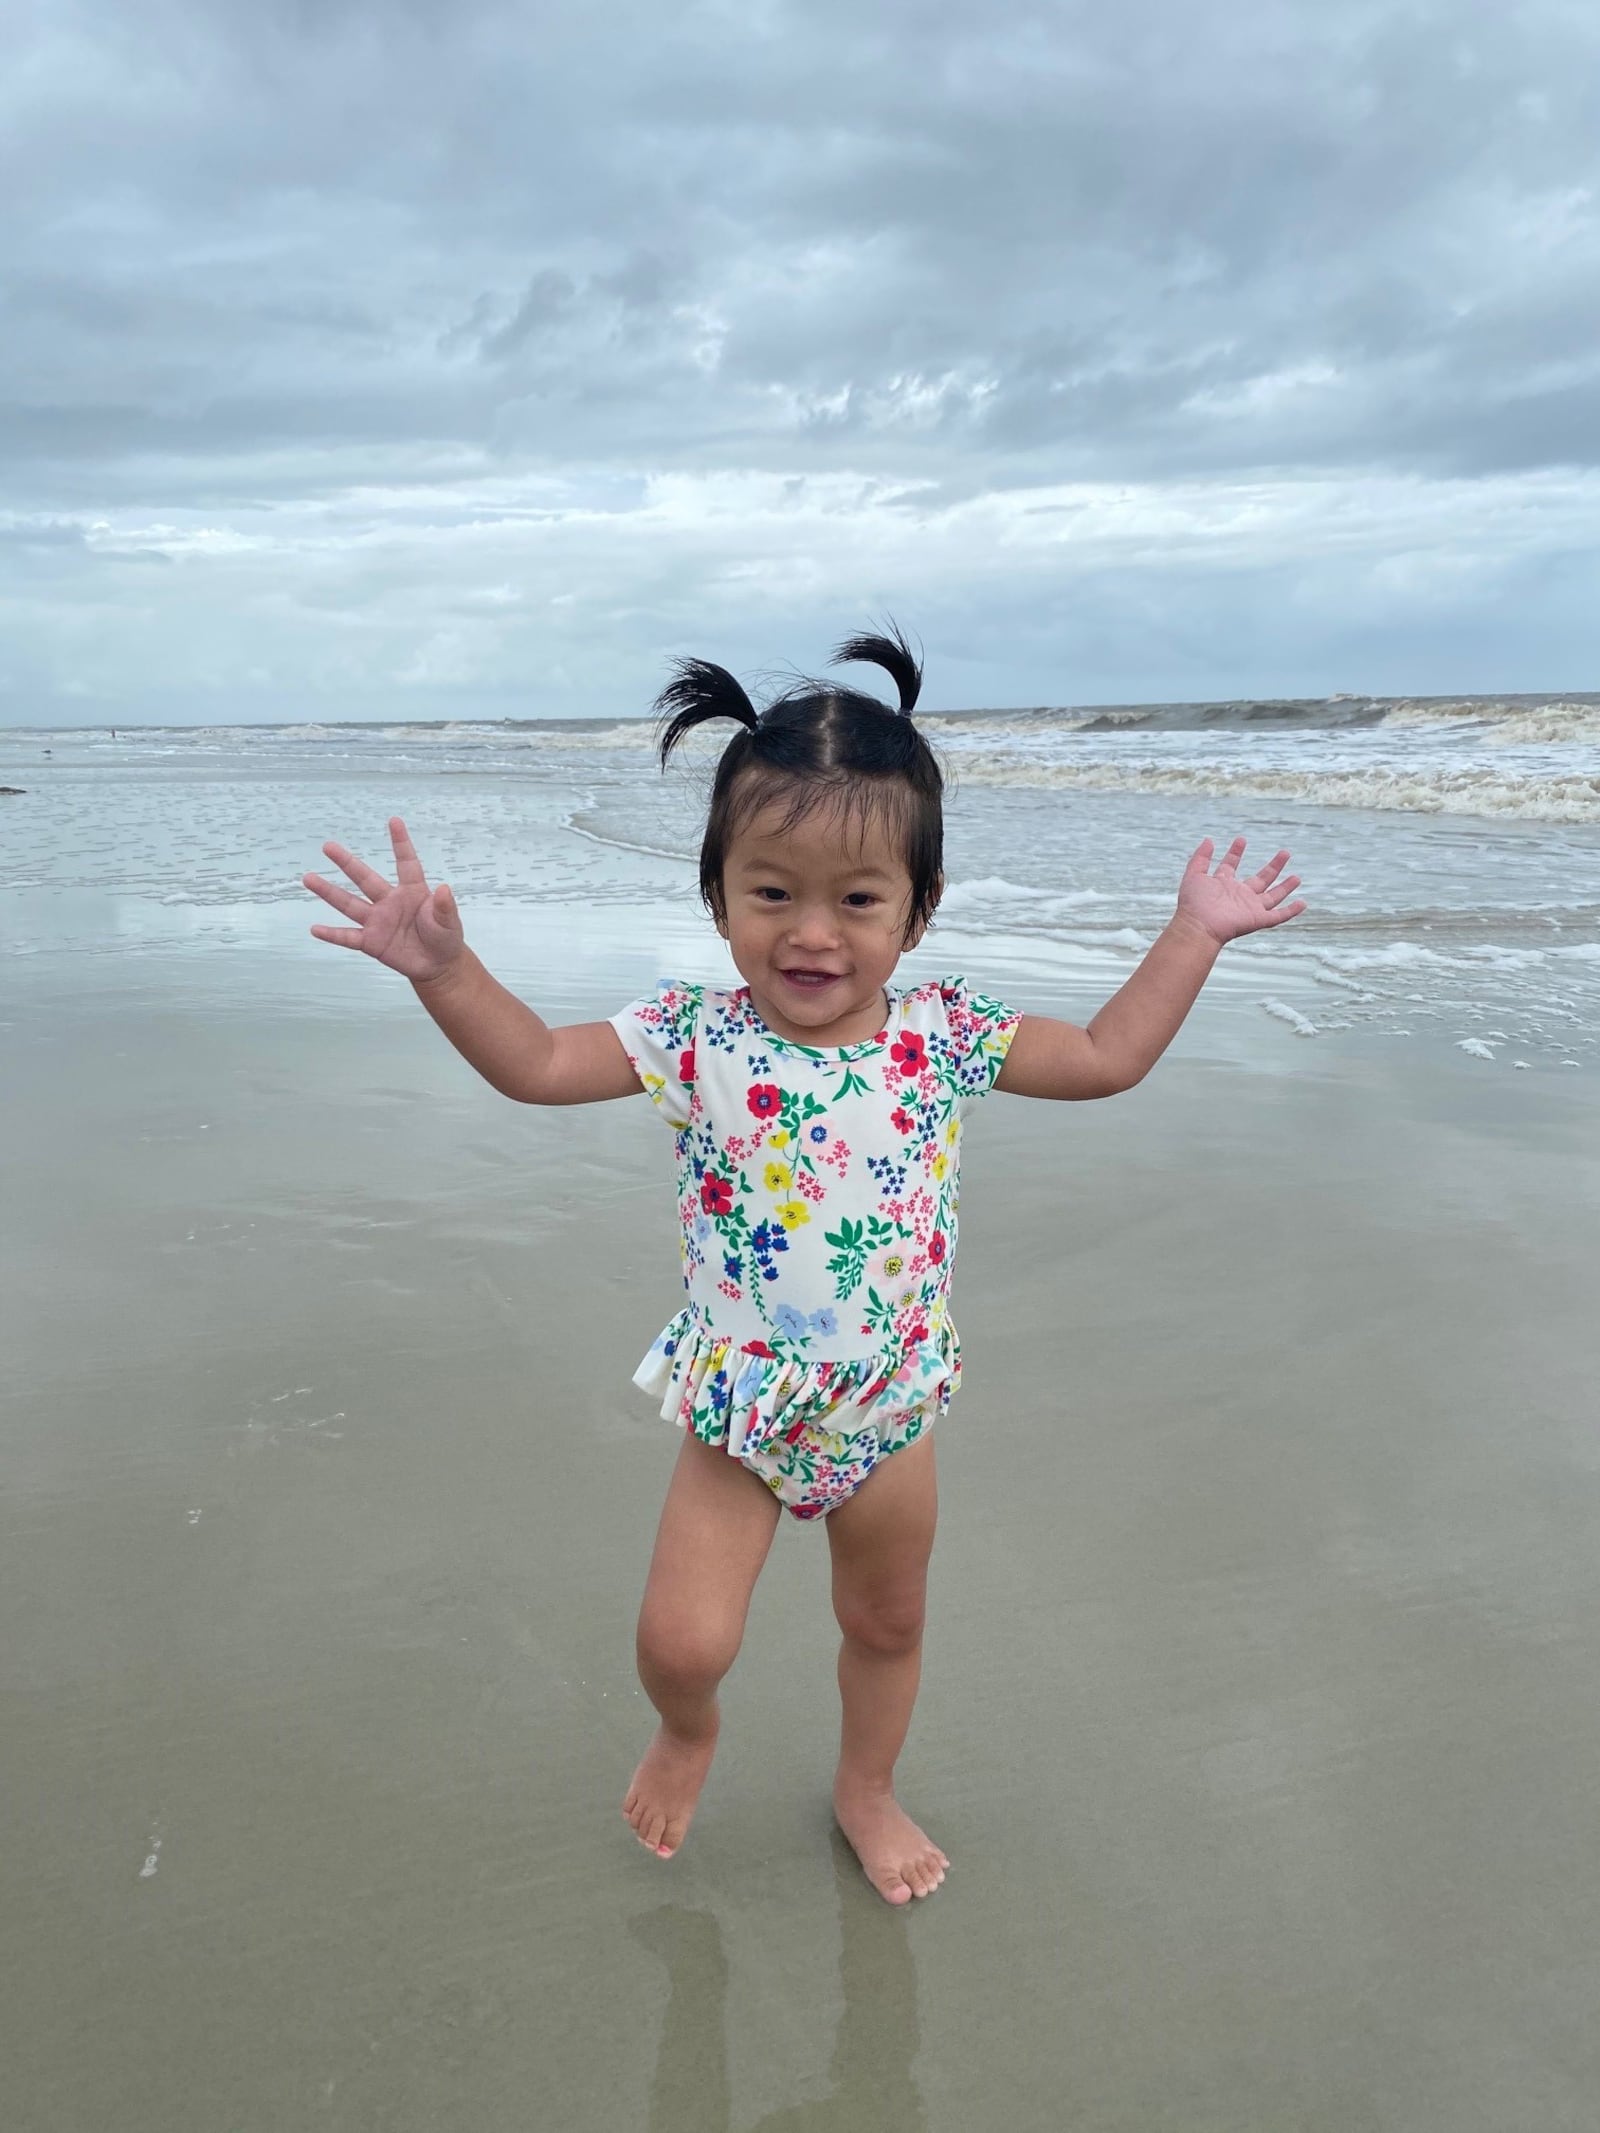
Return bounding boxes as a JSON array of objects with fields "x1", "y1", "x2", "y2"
[
  {"x1": 890, "y1": 1032, "x2": 926, "y2": 1077},
  {"x1": 906, "y1": 1322, "x2": 929, "y2": 1346},
  {"x1": 927, "y1": 1231, "x2": 947, "y2": 1264},
  {"x1": 741, "y1": 1338, "x2": 777, "y2": 1358},
  {"x1": 701, "y1": 1172, "x2": 733, "y2": 1216},
  {"x1": 890, "y1": 1106, "x2": 916, "y2": 1136},
  {"x1": 747, "y1": 1082, "x2": 781, "y2": 1119},
  {"x1": 678, "y1": 1046, "x2": 695, "y2": 1084}
]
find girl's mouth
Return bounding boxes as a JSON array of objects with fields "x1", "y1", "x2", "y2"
[{"x1": 781, "y1": 969, "x2": 841, "y2": 991}]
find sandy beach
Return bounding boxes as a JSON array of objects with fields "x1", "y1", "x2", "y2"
[{"x1": 5, "y1": 934, "x2": 1599, "y2": 2129}]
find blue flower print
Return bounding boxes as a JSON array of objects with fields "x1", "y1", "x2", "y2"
[
  {"x1": 724, "y1": 1253, "x2": 743, "y2": 1282},
  {"x1": 809, "y1": 1307, "x2": 838, "y2": 1337},
  {"x1": 808, "y1": 1123, "x2": 828, "y2": 1144},
  {"x1": 774, "y1": 1303, "x2": 811, "y2": 1343},
  {"x1": 694, "y1": 1214, "x2": 713, "y2": 1244}
]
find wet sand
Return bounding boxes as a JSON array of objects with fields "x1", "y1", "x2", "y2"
[{"x1": 4, "y1": 958, "x2": 1600, "y2": 2130}]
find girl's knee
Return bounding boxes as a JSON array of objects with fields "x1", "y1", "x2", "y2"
[
  {"x1": 835, "y1": 1584, "x2": 926, "y2": 1657},
  {"x1": 636, "y1": 1606, "x2": 743, "y2": 1698}
]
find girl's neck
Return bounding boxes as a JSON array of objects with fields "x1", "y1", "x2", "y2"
[{"x1": 745, "y1": 981, "x2": 890, "y2": 1048}]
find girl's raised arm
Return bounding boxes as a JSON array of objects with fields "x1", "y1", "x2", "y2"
[{"x1": 303, "y1": 816, "x2": 642, "y2": 1107}]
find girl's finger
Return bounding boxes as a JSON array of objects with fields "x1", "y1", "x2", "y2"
[
  {"x1": 389, "y1": 817, "x2": 428, "y2": 887},
  {"x1": 303, "y1": 871, "x2": 372, "y2": 920},
  {"x1": 1250, "y1": 849, "x2": 1291, "y2": 887},
  {"x1": 309, "y1": 924, "x2": 367, "y2": 948},
  {"x1": 321, "y1": 840, "x2": 393, "y2": 901},
  {"x1": 1216, "y1": 836, "x2": 1247, "y2": 874}
]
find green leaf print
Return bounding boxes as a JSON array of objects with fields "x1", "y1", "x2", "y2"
[
  {"x1": 824, "y1": 1216, "x2": 867, "y2": 1295},
  {"x1": 861, "y1": 1284, "x2": 900, "y2": 1339},
  {"x1": 823, "y1": 1213, "x2": 899, "y2": 1301}
]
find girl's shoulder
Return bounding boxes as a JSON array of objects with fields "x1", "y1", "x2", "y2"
[{"x1": 902, "y1": 973, "x2": 1020, "y2": 1033}]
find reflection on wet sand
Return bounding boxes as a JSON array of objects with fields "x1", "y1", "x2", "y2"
[{"x1": 633, "y1": 1834, "x2": 925, "y2": 2132}]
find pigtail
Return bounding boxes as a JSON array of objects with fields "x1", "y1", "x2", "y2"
[
  {"x1": 653, "y1": 658, "x2": 761, "y2": 769},
  {"x1": 828, "y1": 620, "x2": 923, "y2": 714}
]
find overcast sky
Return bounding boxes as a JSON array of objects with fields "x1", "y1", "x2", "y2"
[{"x1": 5, "y1": 0, "x2": 1599, "y2": 725}]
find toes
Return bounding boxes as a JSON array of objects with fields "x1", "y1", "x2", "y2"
[{"x1": 907, "y1": 1853, "x2": 945, "y2": 1898}]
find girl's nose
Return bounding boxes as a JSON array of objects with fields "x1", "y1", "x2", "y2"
[{"x1": 786, "y1": 908, "x2": 841, "y2": 948}]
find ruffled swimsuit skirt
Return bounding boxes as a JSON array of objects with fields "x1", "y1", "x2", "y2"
[{"x1": 633, "y1": 1306, "x2": 963, "y2": 1520}]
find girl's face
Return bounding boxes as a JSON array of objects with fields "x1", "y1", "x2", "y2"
[{"x1": 717, "y1": 792, "x2": 933, "y2": 1046}]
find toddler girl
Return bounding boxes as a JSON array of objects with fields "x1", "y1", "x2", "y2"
[{"x1": 303, "y1": 626, "x2": 1305, "y2": 1905}]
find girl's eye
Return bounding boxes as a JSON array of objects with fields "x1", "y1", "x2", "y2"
[
  {"x1": 756, "y1": 887, "x2": 787, "y2": 902},
  {"x1": 845, "y1": 894, "x2": 877, "y2": 908}
]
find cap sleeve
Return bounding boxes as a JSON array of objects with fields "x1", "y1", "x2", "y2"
[
  {"x1": 937, "y1": 974, "x2": 1022, "y2": 1116},
  {"x1": 608, "y1": 980, "x2": 702, "y2": 1129}
]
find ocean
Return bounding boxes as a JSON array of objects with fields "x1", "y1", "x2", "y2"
[{"x1": 4, "y1": 693, "x2": 1596, "y2": 1067}]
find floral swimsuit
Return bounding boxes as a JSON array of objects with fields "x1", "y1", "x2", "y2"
[{"x1": 609, "y1": 974, "x2": 1020, "y2": 1519}]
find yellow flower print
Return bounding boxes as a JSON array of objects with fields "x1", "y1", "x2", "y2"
[
  {"x1": 883, "y1": 1252, "x2": 905, "y2": 1279},
  {"x1": 768, "y1": 1130, "x2": 790, "y2": 1149},
  {"x1": 775, "y1": 1200, "x2": 810, "y2": 1230},
  {"x1": 764, "y1": 1160, "x2": 791, "y2": 1194},
  {"x1": 931, "y1": 1152, "x2": 948, "y2": 1182},
  {"x1": 944, "y1": 1119, "x2": 959, "y2": 1147}
]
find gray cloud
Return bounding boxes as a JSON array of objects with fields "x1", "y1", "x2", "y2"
[{"x1": 2, "y1": 0, "x2": 1598, "y2": 720}]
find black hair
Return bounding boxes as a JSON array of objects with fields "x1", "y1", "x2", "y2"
[{"x1": 652, "y1": 621, "x2": 944, "y2": 949}]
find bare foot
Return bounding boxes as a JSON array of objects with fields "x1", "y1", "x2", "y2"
[
  {"x1": 623, "y1": 1725, "x2": 718, "y2": 1858},
  {"x1": 833, "y1": 1779, "x2": 949, "y2": 1904}
]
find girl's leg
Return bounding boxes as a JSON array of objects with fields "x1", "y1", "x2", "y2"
[
  {"x1": 625, "y1": 1429, "x2": 781, "y2": 1857},
  {"x1": 825, "y1": 1430, "x2": 947, "y2": 1904}
]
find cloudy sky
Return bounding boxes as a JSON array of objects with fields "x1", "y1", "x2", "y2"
[{"x1": 5, "y1": 0, "x2": 1599, "y2": 725}]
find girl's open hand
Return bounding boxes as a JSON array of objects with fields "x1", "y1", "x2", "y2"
[
  {"x1": 1175, "y1": 837, "x2": 1306, "y2": 947},
  {"x1": 303, "y1": 816, "x2": 464, "y2": 983}
]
